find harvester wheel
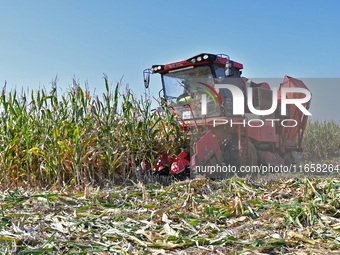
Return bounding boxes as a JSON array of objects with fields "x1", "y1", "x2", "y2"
[{"x1": 248, "y1": 141, "x2": 258, "y2": 166}]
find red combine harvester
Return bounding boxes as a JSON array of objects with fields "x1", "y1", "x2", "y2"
[{"x1": 143, "y1": 53, "x2": 311, "y2": 177}]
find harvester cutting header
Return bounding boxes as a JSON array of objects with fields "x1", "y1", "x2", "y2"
[{"x1": 143, "y1": 53, "x2": 311, "y2": 178}]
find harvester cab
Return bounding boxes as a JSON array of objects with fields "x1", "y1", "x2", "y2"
[
  {"x1": 145, "y1": 54, "x2": 244, "y2": 120},
  {"x1": 144, "y1": 53, "x2": 311, "y2": 178}
]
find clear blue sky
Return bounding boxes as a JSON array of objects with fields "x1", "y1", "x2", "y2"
[{"x1": 1, "y1": 0, "x2": 340, "y2": 120}]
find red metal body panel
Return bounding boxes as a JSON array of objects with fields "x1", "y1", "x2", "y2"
[
  {"x1": 170, "y1": 151, "x2": 189, "y2": 174},
  {"x1": 192, "y1": 130, "x2": 223, "y2": 165},
  {"x1": 247, "y1": 124, "x2": 279, "y2": 143},
  {"x1": 259, "y1": 82, "x2": 270, "y2": 90},
  {"x1": 278, "y1": 76, "x2": 311, "y2": 149},
  {"x1": 153, "y1": 152, "x2": 170, "y2": 173},
  {"x1": 278, "y1": 75, "x2": 309, "y2": 99}
]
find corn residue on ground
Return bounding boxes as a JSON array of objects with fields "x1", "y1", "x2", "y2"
[{"x1": 1, "y1": 176, "x2": 340, "y2": 254}]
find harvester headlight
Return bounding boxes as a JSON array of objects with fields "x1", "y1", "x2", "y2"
[
  {"x1": 197, "y1": 56, "x2": 202, "y2": 62},
  {"x1": 191, "y1": 59, "x2": 196, "y2": 63},
  {"x1": 203, "y1": 54, "x2": 209, "y2": 60},
  {"x1": 157, "y1": 66, "x2": 161, "y2": 70}
]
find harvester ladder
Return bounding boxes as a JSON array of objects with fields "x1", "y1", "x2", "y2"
[{"x1": 238, "y1": 124, "x2": 250, "y2": 166}]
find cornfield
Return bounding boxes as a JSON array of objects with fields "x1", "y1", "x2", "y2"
[
  {"x1": 0, "y1": 77, "x2": 188, "y2": 189},
  {"x1": 0, "y1": 79, "x2": 340, "y2": 254},
  {"x1": 1, "y1": 177, "x2": 340, "y2": 254},
  {"x1": 302, "y1": 120, "x2": 340, "y2": 162},
  {"x1": 0, "y1": 77, "x2": 340, "y2": 189}
]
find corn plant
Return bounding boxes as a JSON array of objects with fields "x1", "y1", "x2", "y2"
[
  {"x1": 0, "y1": 77, "x2": 188, "y2": 189},
  {"x1": 302, "y1": 120, "x2": 340, "y2": 161}
]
